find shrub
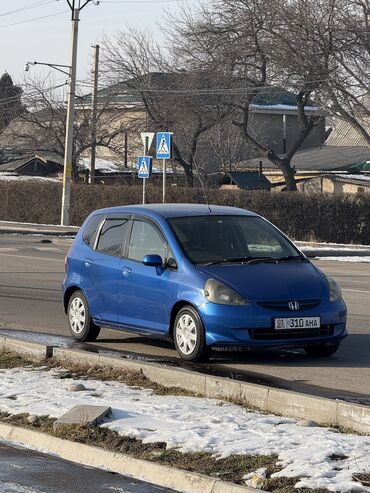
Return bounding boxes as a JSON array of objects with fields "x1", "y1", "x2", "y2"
[{"x1": 0, "y1": 181, "x2": 368, "y2": 244}]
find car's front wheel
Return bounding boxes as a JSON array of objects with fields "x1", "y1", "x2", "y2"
[
  {"x1": 173, "y1": 306, "x2": 210, "y2": 362},
  {"x1": 304, "y1": 343, "x2": 340, "y2": 357},
  {"x1": 67, "y1": 290, "x2": 100, "y2": 342}
]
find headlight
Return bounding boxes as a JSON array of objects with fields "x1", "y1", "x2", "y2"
[
  {"x1": 327, "y1": 276, "x2": 342, "y2": 302},
  {"x1": 204, "y1": 278, "x2": 247, "y2": 305}
]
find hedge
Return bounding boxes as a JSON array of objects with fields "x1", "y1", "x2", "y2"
[{"x1": 0, "y1": 181, "x2": 369, "y2": 244}]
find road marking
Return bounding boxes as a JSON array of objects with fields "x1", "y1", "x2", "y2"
[
  {"x1": 34, "y1": 247, "x2": 61, "y2": 252},
  {"x1": 0, "y1": 253, "x2": 64, "y2": 262},
  {"x1": 0, "y1": 248, "x2": 18, "y2": 252},
  {"x1": 343, "y1": 288, "x2": 370, "y2": 295}
]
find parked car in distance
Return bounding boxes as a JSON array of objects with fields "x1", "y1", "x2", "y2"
[{"x1": 63, "y1": 204, "x2": 347, "y2": 362}]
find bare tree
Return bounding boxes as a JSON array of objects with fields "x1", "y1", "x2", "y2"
[
  {"x1": 10, "y1": 75, "x2": 135, "y2": 180},
  {"x1": 169, "y1": 0, "x2": 325, "y2": 190},
  {"x1": 270, "y1": 0, "x2": 370, "y2": 148},
  {"x1": 102, "y1": 29, "x2": 231, "y2": 186}
]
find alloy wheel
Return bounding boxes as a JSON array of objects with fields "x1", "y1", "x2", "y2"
[{"x1": 69, "y1": 297, "x2": 86, "y2": 334}]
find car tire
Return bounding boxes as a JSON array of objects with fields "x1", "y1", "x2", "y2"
[
  {"x1": 173, "y1": 306, "x2": 210, "y2": 362},
  {"x1": 304, "y1": 343, "x2": 340, "y2": 357},
  {"x1": 67, "y1": 290, "x2": 100, "y2": 342}
]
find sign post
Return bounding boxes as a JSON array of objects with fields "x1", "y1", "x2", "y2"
[
  {"x1": 156, "y1": 132, "x2": 173, "y2": 203},
  {"x1": 140, "y1": 132, "x2": 155, "y2": 204},
  {"x1": 138, "y1": 156, "x2": 152, "y2": 204}
]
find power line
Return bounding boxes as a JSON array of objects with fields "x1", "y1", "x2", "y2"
[
  {"x1": 0, "y1": 10, "x2": 67, "y2": 29},
  {"x1": 0, "y1": 0, "x2": 57, "y2": 18},
  {"x1": 101, "y1": 0, "x2": 190, "y2": 3}
]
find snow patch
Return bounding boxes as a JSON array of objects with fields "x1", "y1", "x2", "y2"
[
  {"x1": 0, "y1": 368, "x2": 368, "y2": 492},
  {"x1": 317, "y1": 256, "x2": 370, "y2": 262}
]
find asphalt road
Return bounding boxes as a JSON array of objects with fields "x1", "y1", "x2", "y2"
[
  {"x1": 0, "y1": 234, "x2": 369, "y2": 400},
  {"x1": 0, "y1": 442, "x2": 174, "y2": 493}
]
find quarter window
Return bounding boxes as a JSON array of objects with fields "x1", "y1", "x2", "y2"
[
  {"x1": 128, "y1": 221, "x2": 168, "y2": 262},
  {"x1": 96, "y1": 218, "x2": 130, "y2": 257},
  {"x1": 82, "y1": 215, "x2": 103, "y2": 249}
]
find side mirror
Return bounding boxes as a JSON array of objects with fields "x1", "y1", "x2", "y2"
[
  {"x1": 142, "y1": 254, "x2": 164, "y2": 276},
  {"x1": 142, "y1": 254, "x2": 163, "y2": 267}
]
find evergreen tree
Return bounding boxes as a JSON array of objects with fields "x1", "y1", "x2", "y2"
[{"x1": 0, "y1": 72, "x2": 24, "y2": 131}]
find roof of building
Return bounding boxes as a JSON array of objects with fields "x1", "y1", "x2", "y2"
[
  {"x1": 81, "y1": 73, "x2": 319, "y2": 114},
  {"x1": 329, "y1": 173, "x2": 370, "y2": 187},
  {"x1": 326, "y1": 119, "x2": 370, "y2": 147},
  {"x1": 0, "y1": 152, "x2": 63, "y2": 172},
  {"x1": 224, "y1": 171, "x2": 271, "y2": 190},
  {"x1": 238, "y1": 145, "x2": 370, "y2": 172},
  {"x1": 0, "y1": 113, "x2": 62, "y2": 151}
]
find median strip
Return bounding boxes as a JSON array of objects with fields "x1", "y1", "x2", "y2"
[{"x1": 0, "y1": 347, "x2": 369, "y2": 493}]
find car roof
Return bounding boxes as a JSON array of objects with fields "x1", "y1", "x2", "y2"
[{"x1": 90, "y1": 203, "x2": 258, "y2": 220}]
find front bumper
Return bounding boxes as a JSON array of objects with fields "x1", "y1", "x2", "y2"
[{"x1": 199, "y1": 299, "x2": 347, "y2": 349}]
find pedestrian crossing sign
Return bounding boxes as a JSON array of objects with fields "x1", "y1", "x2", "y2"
[
  {"x1": 156, "y1": 132, "x2": 172, "y2": 159},
  {"x1": 138, "y1": 156, "x2": 151, "y2": 179}
]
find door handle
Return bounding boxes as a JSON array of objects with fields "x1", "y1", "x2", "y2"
[
  {"x1": 84, "y1": 258, "x2": 93, "y2": 268},
  {"x1": 122, "y1": 266, "x2": 132, "y2": 277}
]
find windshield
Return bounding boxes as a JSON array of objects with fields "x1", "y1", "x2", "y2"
[{"x1": 168, "y1": 215, "x2": 302, "y2": 265}]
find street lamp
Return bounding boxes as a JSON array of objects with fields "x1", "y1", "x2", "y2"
[
  {"x1": 25, "y1": 0, "x2": 99, "y2": 226},
  {"x1": 25, "y1": 61, "x2": 71, "y2": 77}
]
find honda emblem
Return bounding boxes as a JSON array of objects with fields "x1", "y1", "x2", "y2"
[{"x1": 288, "y1": 301, "x2": 300, "y2": 311}]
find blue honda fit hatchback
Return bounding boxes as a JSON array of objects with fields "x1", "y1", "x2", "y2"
[{"x1": 63, "y1": 204, "x2": 347, "y2": 362}]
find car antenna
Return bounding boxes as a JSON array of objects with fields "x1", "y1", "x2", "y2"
[{"x1": 193, "y1": 160, "x2": 212, "y2": 213}]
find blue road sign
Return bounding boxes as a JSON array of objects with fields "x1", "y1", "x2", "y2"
[
  {"x1": 138, "y1": 156, "x2": 151, "y2": 179},
  {"x1": 156, "y1": 132, "x2": 172, "y2": 159}
]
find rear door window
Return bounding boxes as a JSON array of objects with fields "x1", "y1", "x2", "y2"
[{"x1": 96, "y1": 218, "x2": 131, "y2": 257}]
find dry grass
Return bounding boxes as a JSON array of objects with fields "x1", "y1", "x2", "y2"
[
  {"x1": 0, "y1": 351, "x2": 33, "y2": 369},
  {"x1": 0, "y1": 411, "x2": 336, "y2": 492},
  {"x1": 46, "y1": 360, "x2": 201, "y2": 397},
  {"x1": 353, "y1": 474, "x2": 370, "y2": 487}
]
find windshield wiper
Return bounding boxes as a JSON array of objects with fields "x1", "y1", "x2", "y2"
[
  {"x1": 202, "y1": 256, "x2": 267, "y2": 266},
  {"x1": 202, "y1": 255, "x2": 305, "y2": 267}
]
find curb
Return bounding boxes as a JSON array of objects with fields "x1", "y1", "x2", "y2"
[
  {"x1": 296, "y1": 241, "x2": 370, "y2": 250},
  {"x1": 1, "y1": 336, "x2": 369, "y2": 435},
  {"x1": 53, "y1": 347, "x2": 370, "y2": 434},
  {"x1": 0, "y1": 423, "x2": 253, "y2": 493},
  {"x1": 302, "y1": 249, "x2": 370, "y2": 258},
  {"x1": 0, "y1": 221, "x2": 78, "y2": 237}
]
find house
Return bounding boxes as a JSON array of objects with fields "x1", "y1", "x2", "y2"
[
  {"x1": 80, "y1": 75, "x2": 326, "y2": 175},
  {"x1": 0, "y1": 151, "x2": 63, "y2": 177},
  {"x1": 218, "y1": 171, "x2": 271, "y2": 191},
  {"x1": 298, "y1": 173, "x2": 370, "y2": 194},
  {"x1": 234, "y1": 144, "x2": 370, "y2": 189}
]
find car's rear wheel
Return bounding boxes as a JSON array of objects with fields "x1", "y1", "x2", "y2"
[
  {"x1": 67, "y1": 290, "x2": 100, "y2": 342},
  {"x1": 304, "y1": 343, "x2": 340, "y2": 357},
  {"x1": 174, "y1": 306, "x2": 210, "y2": 362}
]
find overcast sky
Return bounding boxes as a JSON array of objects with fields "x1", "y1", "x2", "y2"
[{"x1": 0, "y1": 0, "x2": 197, "y2": 89}]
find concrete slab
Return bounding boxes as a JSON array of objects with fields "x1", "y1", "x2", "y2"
[
  {"x1": 267, "y1": 389, "x2": 338, "y2": 425},
  {"x1": 337, "y1": 402, "x2": 370, "y2": 434},
  {"x1": 53, "y1": 405, "x2": 111, "y2": 431},
  {"x1": 0, "y1": 422, "x2": 248, "y2": 493},
  {"x1": 53, "y1": 347, "x2": 101, "y2": 366},
  {"x1": 3, "y1": 338, "x2": 52, "y2": 360}
]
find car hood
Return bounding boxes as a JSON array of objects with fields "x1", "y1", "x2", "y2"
[{"x1": 198, "y1": 262, "x2": 327, "y2": 301}]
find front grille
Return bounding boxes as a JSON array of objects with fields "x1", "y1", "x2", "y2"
[
  {"x1": 257, "y1": 299, "x2": 321, "y2": 311},
  {"x1": 249, "y1": 324, "x2": 334, "y2": 341}
]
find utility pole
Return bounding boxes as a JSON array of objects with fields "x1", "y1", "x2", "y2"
[
  {"x1": 61, "y1": 0, "x2": 98, "y2": 226},
  {"x1": 89, "y1": 44, "x2": 100, "y2": 185}
]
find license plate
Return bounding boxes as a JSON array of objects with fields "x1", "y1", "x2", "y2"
[{"x1": 274, "y1": 317, "x2": 320, "y2": 330}]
